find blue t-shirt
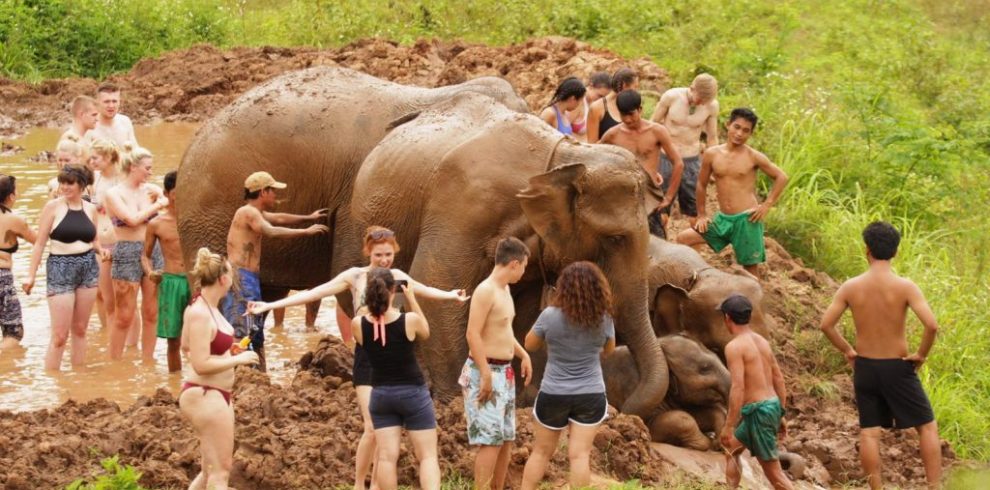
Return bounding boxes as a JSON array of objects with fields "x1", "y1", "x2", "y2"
[{"x1": 532, "y1": 306, "x2": 615, "y2": 395}]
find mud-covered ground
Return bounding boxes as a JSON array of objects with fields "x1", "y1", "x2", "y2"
[{"x1": 0, "y1": 37, "x2": 955, "y2": 488}]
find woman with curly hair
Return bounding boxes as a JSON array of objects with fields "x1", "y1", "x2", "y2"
[{"x1": 521, "y1": 261, "x2": 617, "y2": 489}]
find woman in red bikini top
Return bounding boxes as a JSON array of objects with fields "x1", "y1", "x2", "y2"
[{"x1": 178, "y1": 247, "x2": 258, "y2": 490}]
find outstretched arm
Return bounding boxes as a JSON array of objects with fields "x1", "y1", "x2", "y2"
[
  {"x1": 905, "y1": 282, "x2": 939, "y2": 367},
  {"x1": 263, "y1": 208, "x2": 328, "y2": 226},
  {"x1": 749, "y1": 151, "x2": 789, "y2": 222},
  {"x1": 395, "y1": 270, "x2": 468, "y2": 302},
  {"x1": 248, "y1": 269, "x2": 354, "y2": 315},
  {"x1": 820, "y1": 284, "x2": 857, "y2": 366},
  {"x1": 248, "y1": 208, "x2": 328, "y2": 239}
]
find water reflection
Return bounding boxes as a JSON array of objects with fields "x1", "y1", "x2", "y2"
[{"x1": 0, "y1": 123, "x2": 336, "y2": 411}]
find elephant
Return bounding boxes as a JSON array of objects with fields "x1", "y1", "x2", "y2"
[
  {"x1": 647, "y1": 236, "x2": 770, "y2": 356},
  {"x1": 175, "y1": 66, "x2": 529, "y2": 299},
  {"x1": 604, "y1": 335, "x2": 729, "y2": 450},
  {"x1": 349, "y1": 91, "x2": 668, "y2": 418}
]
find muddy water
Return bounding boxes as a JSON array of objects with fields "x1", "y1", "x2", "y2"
[{"x1": 0, "y1": 123, "x2": 335, "y2": 412}]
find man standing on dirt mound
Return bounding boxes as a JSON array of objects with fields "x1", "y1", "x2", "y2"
[
  {"x1": 90, "y1": 82, "x2": 137, "y2": 147},
  {"x1": 222, "y1": 171, "x2": 328, "y2": 372},
  {"x1": 651, "y1": 74, "x2": 720, "y2": 234},
  {"x1": 819, "y1": 221, "x2": 942, "y2": 489}
]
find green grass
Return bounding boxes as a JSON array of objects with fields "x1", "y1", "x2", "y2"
[{"x1": 3, "y1": 0, "x2": 989, "y2": 461}]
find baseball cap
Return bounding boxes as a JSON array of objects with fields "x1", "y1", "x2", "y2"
[
  {"x1": 716, "y1": 294, "x2": 752, "y2": 324},
  {"x1": 244, "y1": 171, "x2": 287, "y2": 192}
]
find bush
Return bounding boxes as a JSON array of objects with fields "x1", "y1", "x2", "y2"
[{"x1": 66, "y1": 456, "x2": 147, "y2": 490}]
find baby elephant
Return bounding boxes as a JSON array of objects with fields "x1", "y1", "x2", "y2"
[{"x1": 604, "y1": 335, "x2": 729, "y2": 450}]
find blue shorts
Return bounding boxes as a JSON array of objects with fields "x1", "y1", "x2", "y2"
[
  {"x1": 370, "y1": 384, "x2": 436, "y2": 431},
  {"x1": 46, "y1": 250, "x2": 99, "y2": 296},
  {"x1": 221, "y1": 268, "x2": 266, "y2": 350}
]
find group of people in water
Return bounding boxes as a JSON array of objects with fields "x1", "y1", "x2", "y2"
[{"x1": 0, "y1": 69, "x2": 943, "y2": 490}]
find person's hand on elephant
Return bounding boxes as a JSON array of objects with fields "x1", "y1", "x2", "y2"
[
  {"x1": 747, "y1": 202, "x2": 771, "y2": 222},
  {"x1": 245, "y1": 301, "x2": 271, "y2": 316},
  {"x1": 694, "y1": 215, "x2": 711, "y2": 233},
  {"x1": 307, "y1": 208, "x2": 329, "y2": 221},
  {"x1": 305, "y1": 224, "x2": 330, "y2": 235}
]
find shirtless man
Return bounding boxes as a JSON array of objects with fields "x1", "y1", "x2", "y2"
[
  {"x1": 59, "y1": 96, "x2": 99, "y2": 146},
  {"x1": 599, "y1": 90, "x2": 684, "y2": 239},
  {"x1": 652, "y1": 74, "x2": 719, "y2": 228},
  {"x1": 222, "y1": 171, "x2": 329, "y2": 372},
  {"x1": 719, "y1": 294, "x2": 792, "y2": 489},
  {"x1": 461, "y1": 237, "x2": 533, "y2": 490},
  {"x1": 142, "y1": 170, "x2": 188, "y2": 372},
  {"x1": 676, "y1": 108, "x2": 788, "y2": 275},
  {"x1": 90, "y1": 83, "x2": 137, "y2": 147},
  {"x1": 819, "y1": 222, "x2": 941, "y2": 489}
]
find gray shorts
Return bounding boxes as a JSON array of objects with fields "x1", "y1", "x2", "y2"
[
  {"x1": 46, "y1": 250, "x2": 99, "y2": 296},
  {"x1": 111, "y1": 240, "x2": 163, "y2": 283},
  {"x1": 660, "y1": 153, "x2": 701, "y2": 217},
  {"x1": 0, "y1": 268, "x2": 24, "y2": 340}
]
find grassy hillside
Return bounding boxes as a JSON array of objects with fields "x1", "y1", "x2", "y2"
[{"x1": 3, "y1": 0, "x2": 989, "y2": 459}]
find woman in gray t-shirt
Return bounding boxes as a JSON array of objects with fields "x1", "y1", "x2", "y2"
[{"x1": 521, "y1": 261, "x2": 616, "y2": 489}]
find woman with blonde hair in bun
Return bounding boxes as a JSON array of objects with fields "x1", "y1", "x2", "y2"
[{"x1": 180, "y1": 247, "x2": 259, "y2": 490}]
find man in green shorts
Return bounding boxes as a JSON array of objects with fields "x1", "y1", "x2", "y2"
[
  {"x1": 676, "y1": 108, "x2": 788, "y2": 275},
  {"x1": 142, "y1": 170, "x2": 189, "y2": 372},
  {"x1": 719, "y1": 294, "x2": 793, "y2": 490}
]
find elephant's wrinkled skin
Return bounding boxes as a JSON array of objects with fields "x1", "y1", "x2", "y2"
[
  {"x1": 350, "y1": 92, "x2": 667, "y2": 418},
  {"x1": 176, "y1": 66, "x2": 528, "y2": 295},
  {"x1": 604, "y1": 336, "x2": 730, "y2": 450},
  {"x1": 648, "y1": 237, "x2": 769, "y2": 355}
]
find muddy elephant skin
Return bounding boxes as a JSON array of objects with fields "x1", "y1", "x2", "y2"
[
  {"x1": 648, "y1": 237, "x2": 769, "y2": 356},
  {"x1": 176, "y1": 66, "x2": 528, "y2": 294},
  {"x1": 604, "y1": 336, "x2": 730, "y2": 450},
  {"x1": 351, "y1": 92, "x2": 666, "y2": 418}
]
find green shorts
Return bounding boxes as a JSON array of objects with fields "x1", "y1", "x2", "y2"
[
  {"x1": 734, "y1": 397, "x2": 784, "y2": 461},
  {"x1": 157, "y1": 273, "x2": 191, "y2": 339},
  {"x1": 702, "y1": 211, "x2": 766, "y2": 266}
]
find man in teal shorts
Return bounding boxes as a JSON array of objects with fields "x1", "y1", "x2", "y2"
[
  {"x1": 676, "y1": 108, "x2": 789, "y2": 275},
  {"x1": 718, "y1": 294, "x2": 793, "y2": 489}
]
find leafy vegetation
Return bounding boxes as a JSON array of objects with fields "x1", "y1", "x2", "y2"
[
  {"x1": 65, "y1": 456, "x2": 147, "y2": 490},
  {"x1": 3, "y1": 0, "x2": 989, "y2": 459}
]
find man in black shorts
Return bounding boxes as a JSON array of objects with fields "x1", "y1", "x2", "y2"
[{"x1": 819, "y1": 222, "x2": 941, "y2": 489}]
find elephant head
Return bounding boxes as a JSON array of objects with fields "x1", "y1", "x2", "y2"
[
  {"x1": 517, "y1": 140, "x2": 667, "y2": 418},
  {"x1": 647, "y1": 237, "x2": 769, "y2": 356},
  {"x1": 661, "y1": 335, "x2": 730, "y2": 408}
]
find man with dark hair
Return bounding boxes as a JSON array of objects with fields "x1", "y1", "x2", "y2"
[
  {"x1": 676, "y1": 108, "x2": 788, "y2": 275},
  {"x1": 463, "y1": 236, "x2": 532, "y2": 490},
  {"x1": 90, "y1": 83, "x2": 137, "y2": 147},
  {"x1": 598, "y1": 90, "x2": 684, "y2": 239},
  {"x1": 142, "y1": 170, "x2": 186, "y2": 372},
  {"x1": 223, "y1": 171, "x2": 329, "y2": 371},
  {"x1": 819, "y1": 221, "x2": 942, "y2": 489},
  {"x1": 719, "y1": 294, "x2": 792, "y2": 490}
]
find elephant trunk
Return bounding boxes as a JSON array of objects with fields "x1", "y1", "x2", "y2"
[{"x1": 613, "y1": 281, "x2": 669, "y2": 419}]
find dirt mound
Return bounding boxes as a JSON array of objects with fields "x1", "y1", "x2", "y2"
[
  {"x1": 0, "y1": 37, "x2": 668, "y2": 137},
  {"x1": 297, "y1": 335, "x2": 354, "y2": 381}
]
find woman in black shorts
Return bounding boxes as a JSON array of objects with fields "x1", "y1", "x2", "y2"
[
  {"x1": 521, "y1": 261, "x2": 617, "y2": 489},
  {"x1": 24, "y1": 164, "x2": 109, "y2": 370},
  {"x1": 351, "y1": 267, "x2": 438, "y2": 490}
]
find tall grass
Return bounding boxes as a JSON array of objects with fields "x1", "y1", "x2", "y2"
[{"x1": 2, "y1": 0, "x2": 989, "y2": 459}]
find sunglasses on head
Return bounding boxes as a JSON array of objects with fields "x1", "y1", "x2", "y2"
[{"x1": 369, "y1": 229, "x2": 395, "y2": 240}]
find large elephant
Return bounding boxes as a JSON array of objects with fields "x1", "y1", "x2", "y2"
[
  {"x1": 349, "y1": 91, "x2": 667, "y2": 418},
  {"x1": 175, "y1": 66, "x2": 528, "y2": 297},
  {"x1": 604, "y1": 336, "x2": 730, "y2": 450},
  {"x1": 648, "y1": 237, "x2": 769, "y2": 355}
]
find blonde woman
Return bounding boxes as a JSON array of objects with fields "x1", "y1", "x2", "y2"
[
  {"x1": 180, "y1": 248, "x2": 259, "y2": 490},
  {"x1": 88, "y1": 139, "x2": 123, "y2": 330}
]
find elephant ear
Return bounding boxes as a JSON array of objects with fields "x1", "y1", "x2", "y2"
[
  {"x1": 516, "y1": 164, "x2": 587, "y2": 245},
  {"x1": 654, "y1": 284, "x2": 688, "y2": 336}
]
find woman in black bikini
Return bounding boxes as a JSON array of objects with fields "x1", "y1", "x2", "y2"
[
  {"x1": 23, "y1": 164, "x2": 108, "y2": 370},
  {"x1": 0, "y1": 174, "x2": 37, "y2": 352},
  {"x1": 586, "y1": 67, "x2": 639, "y2": 143},
  {"x1": 179, "y1": 247, "x2": 259, "y2": 490}
]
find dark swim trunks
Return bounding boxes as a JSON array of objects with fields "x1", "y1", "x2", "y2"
[
  {"x1": 660, "y1": 154, "x2": 701, "y2": 217},
  {"x1": 854, "y1": 357, "x2": 935, "y2": 429},
  {"x1": 0, "y1": 269, "x2": 24, "y2": 341}
]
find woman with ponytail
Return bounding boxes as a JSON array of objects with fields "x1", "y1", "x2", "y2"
[
  {"x1": 179, "y1": 247, "x2": 259, "y2": 490},
  {"x1": 0, "y1": 175, "x2": 37, "y2": 351},
  {"x1": 23, "y1": 164, "x2": 105, "y2": 370},
  {"x1": 246, "y1": 225, "x2": 465, "y2": 489},
  {"x1": 539, "y1": 77, "x2": 587, "y2": 136},
  {"x1": 351, "y1": 267, "x2": 438, "y2": 490}
]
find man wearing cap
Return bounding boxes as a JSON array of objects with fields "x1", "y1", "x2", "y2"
[
  {"x1": 719, "y1": 294, "x2": 793, "y2": 490},
  {"x1": 222, "y1": 171, "x2": 329, "y2": 371}
]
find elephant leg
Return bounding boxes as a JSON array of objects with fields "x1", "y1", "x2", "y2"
[
  {"x1": 691, "y1": 405, "x2": 728, "y2": 435},
  {"x1": 649, "y1": 410, "x2": 713, "y2": 451}
]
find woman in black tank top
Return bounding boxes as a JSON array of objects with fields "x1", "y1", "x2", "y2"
[{"x1": 352, "y1": 267, "x2": 439, "y2": 490}]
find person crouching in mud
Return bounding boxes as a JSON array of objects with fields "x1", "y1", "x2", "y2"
[
  {"x1": 179, "y1": 248, "x2": 259, "y2": 490},
  {"x1": 222, "y1": 171, "x2": 329, "y2": 372}
]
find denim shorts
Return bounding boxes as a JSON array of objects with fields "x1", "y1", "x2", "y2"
[
  {"x1": 46, "y1": 250, "x2": 99, "y2": 296},
  {"x1": 370, "y1": 384, "x2": 436, "y2": 431},
  {"x1": 533, "y1": 391, "x2": 608, "y2": 430}
]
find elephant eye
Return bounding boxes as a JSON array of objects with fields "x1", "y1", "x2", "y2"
[{"x1": 606, "y1": 235, "x2": 625, "y2": 245}]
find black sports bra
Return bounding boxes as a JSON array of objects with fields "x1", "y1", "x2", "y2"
[{"x1": 50, "y1": 208, "x2": 97, "y2": 244}]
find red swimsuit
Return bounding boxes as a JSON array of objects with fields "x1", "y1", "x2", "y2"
[{"x1": 181, "y1": 298, "x2": 235, "y2": 405}]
